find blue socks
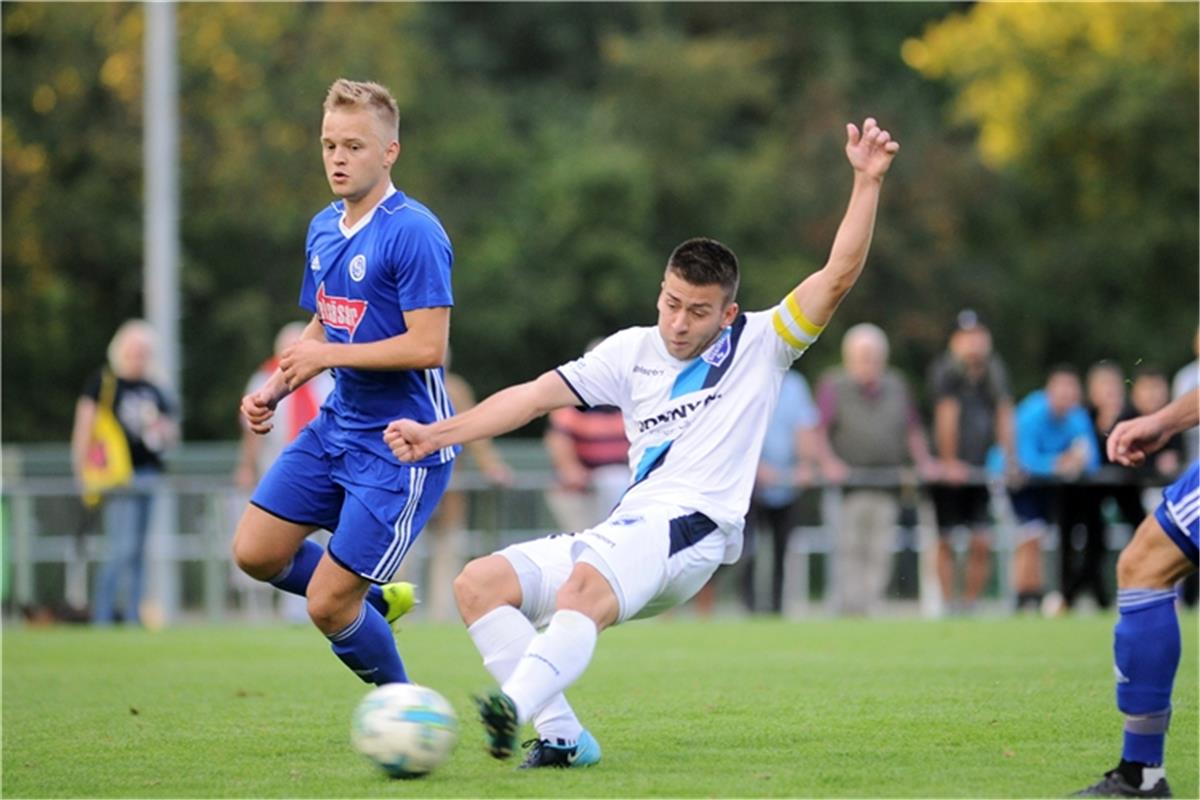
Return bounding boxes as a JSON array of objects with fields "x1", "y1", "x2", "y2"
[
  {"x1": 269, "y1": 539, "x2": 403, "y2": 686},
  {"x1": 268, "y1": 539, "x2": 388, "y2": 616},
  {"x1": 1114, "y1": 589, "x2": 1179, "y2": 766},
  {"x1": 327, "y1": 604, "x2": 409, "y2": 685}
]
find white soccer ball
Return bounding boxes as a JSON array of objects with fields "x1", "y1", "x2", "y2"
[{"x1": 350, "y1": 682, "x2": 459, "y2": 778}]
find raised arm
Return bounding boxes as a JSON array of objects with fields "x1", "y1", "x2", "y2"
[
  {"x1": 384, "y1": 370, "x2": 581, "y2": 463},
  {"x1": 787, "y1": 118, "x2": 899, "y2": 329}
]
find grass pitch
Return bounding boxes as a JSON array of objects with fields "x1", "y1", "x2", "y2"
[{"x1": 3, "y1": 614, "x2": 1196, "y2": 798}]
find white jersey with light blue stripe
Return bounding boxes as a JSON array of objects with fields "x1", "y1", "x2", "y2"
[{"x1": 555, "y1": 305, "x2": 817, "y2": 563}]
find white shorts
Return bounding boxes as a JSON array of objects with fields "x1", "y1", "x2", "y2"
[{"x1": 498, "y1": 505, "x2": 726, "y2": 627}]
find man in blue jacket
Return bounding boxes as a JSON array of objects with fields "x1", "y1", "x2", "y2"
[{"x1": 1010, "y1": 365, "x2": 1099, "y2": 612}]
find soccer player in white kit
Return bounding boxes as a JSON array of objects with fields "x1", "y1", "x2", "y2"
[{"x1": 385, "y1": 117, "x2": 900, "y2": 768}]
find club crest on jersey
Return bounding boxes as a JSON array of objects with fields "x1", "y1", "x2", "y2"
[
  {"x1": 315, "y1": 283, "x2": 368, "y2": 337},
  {"x1": 349, "y1": 254, "x2": 367, "y2": 282},
  {"x1": 310, "y1": 254, "x2": 321, "y2": 272},
  {"x1": 701, "y1": 329, "x2": 732, "y2": 367}
]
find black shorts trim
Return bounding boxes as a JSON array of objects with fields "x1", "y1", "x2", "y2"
[
  {"x1": 249, "y1": 500, "x2": 324, "y2": 530},
  {"x1": 325, "y1": 543, "x2": 388, "y2": 586}
]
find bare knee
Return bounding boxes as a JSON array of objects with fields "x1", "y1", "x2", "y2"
[
  {"x1": 231, "y1": 529, "x2": 282, "y2": 581},
  {"x1": 1117, "y1": 516, "x2": 1195, "y2": 590},
  {"x1": 231, "y1": 506, "x2": 310, "y2": 581},
  {"x1": 968, "y1": 535, "x2": 991, "y2": 557},
  {"x1": 555, "y1": 564, "x2": 618, "y2": 630},
  {"x1": 307, "y1": 590, "x2": 361, "y2": 635},
  {"x1": 454, "y1": 556, "x2": 520, "y2": 625}
]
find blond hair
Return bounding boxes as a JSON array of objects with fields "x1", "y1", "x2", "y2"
[
  {"x1": 106, "y1": 319, "x2": 159, "y2": 381},
  {"x1": 323, "y1": 78, "x2": 400, "y2": 144}
]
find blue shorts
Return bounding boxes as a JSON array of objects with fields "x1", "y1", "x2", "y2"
[
  {"x1": 251, "y1": 420, "x2": 453, "y2": 584},
  {"x1": 1153, "y1": 461, "x2": 1199, "y2": 565}
]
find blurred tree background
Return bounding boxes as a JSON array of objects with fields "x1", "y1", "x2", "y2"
[{"x1": 3, "y1": 2, "x2": 1196, "y2": 443}]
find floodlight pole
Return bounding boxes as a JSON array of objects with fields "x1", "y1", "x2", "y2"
[
  {"x1": 143, "y1": 0, "x2": 180, "y2": 409},
  {"x1": 143, "y1": 0, "x2": 182, "y2": 627}
]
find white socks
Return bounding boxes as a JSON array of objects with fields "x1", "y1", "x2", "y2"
[
  {"x1": 467, "y1": 606, "x2": 584, "y2": 742},
  {"x1": 503, "y1": 609, "x2": 598, "y2": 725}
]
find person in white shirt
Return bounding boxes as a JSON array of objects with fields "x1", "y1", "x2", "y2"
[{"x1": 385, "y1": 117, "x2": 899, "y2": 769}]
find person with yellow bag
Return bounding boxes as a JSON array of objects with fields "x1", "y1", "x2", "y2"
[{"x1": 70, "y1": 319, "x2": 178, "y2": 626}]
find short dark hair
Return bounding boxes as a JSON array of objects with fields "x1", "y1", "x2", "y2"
[
  {"x1": 666, "y1": 238, "x2": 740, "y2": 302},
  {"x1": 1047, "y1": 363, "x2": 1079, "y2": 381}
]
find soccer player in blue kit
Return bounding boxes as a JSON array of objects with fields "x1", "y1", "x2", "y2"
[
  {"x1": 233, "y1": 79, "x2": 456, "y2": 686},
  {"x1": 1075, "y1": 388, "x2": 1198, "y2": 798}
]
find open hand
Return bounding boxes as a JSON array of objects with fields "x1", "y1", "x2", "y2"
[{"x1": 845, "y1": 117, "x2": 899, "y2": 179}]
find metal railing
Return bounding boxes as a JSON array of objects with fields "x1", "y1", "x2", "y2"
[{"x1": 0, "y1": 444, "x2": 1167, "y2": 624}]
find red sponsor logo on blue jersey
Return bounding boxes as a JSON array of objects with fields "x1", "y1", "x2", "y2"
[{"x1": 316, "y1": 283, "x2": 368, "y2": 337}]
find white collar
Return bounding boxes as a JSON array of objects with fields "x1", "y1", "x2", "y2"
[{"x1": 338, "y1": 183, "x2": 397, "y2": 238}]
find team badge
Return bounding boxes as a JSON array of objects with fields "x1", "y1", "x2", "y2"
[
  {"x1": 349, "y1": 254, "x2": 367, "y2": 282},
  {"x1": 310, "y1": 254, "x2": 321, "y2": 272},
  {"x1": 701, "y1": 328, "x2": 732, "y2": 367}
]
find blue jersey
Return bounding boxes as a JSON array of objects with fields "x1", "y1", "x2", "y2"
[{"x1": 300, "y1": 185, "x2": 457, "y2": 466}]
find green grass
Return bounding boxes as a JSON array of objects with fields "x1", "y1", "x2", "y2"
[{"x1": 3, "y1": 615, "x2": 1196, "y2": 798}]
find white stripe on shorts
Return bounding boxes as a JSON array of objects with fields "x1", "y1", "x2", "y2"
[{"x1": 372, "y1": 467, "x2": 427, "y2": 582}]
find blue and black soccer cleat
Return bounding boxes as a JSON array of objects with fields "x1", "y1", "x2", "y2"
[
  {"x1": 518, "y1": 729, "x2": 602, "y2": 769},
  {"x1": 474, "y1": 690, "x2": 518, "y2": 759}
]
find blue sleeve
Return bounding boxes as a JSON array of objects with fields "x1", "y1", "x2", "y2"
[
  {"x1": 1016, "y1": 403, "x2": 1058, "y2": 476},
  {"x1": 391, "y1": 216, "x2": 454, "y2": 311},
  {"x1": 299, "y1": 221, "x2": 319, "y2": 314}
]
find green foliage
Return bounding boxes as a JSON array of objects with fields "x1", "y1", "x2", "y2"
[
  {"x1": 3, "y1": 618, "x2": 1197, "y2": 796},
  {"x1": 3, "y1": 2, "x2": 1196, "y2": 441},
  {"x1": 906, "y1": 3, "x2": 1199, "y2": 393}
]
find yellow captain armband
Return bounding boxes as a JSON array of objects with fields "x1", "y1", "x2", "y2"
[{"x1": 771, "y1": 293, "x2": 824, "y2": 352}]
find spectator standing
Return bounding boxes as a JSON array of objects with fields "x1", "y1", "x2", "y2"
[
  {"x1": 70, "y1": 319, "x2": 179, "y2": 625},
  {"x1": 1058, "y1": 361, "x2": 1142, "y2": 612},
  {"x1": 926, "y1": 310, "x2": 1013, "y2": 613},
  {"x1": 815, "y1": 323, "x2": 936, "y2": 616},
  {"x1": 741, "y1": 369, "x2": 820, "y2": 614},
  {"x1": 1010, "y1": 366, "x2": 1098, "y2": 613}
]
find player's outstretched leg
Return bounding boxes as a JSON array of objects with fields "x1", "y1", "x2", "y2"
[
  {"x1": 493, "y1": 564, "x2": 610, "y2": 760},
  {"x1": 1073, "y1": 506, "x2": 1196, "y2": 799},
  {"x1": 518, "y1": 729, "x2": 602, "y2": 769},
  {"x1": 456, "y1": 555, "x2": 598, "y2": 765}
]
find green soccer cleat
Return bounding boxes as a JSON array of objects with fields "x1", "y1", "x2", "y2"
[
  {"x1": 474, "y1": 690, "x2": 518, "y2": 760},
  {"x1": 381, "y1": 581, "x2": 417, "y2": 625},
  {"x1": 518, "y1": 729, "x2": 602, "y2": 769}
]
